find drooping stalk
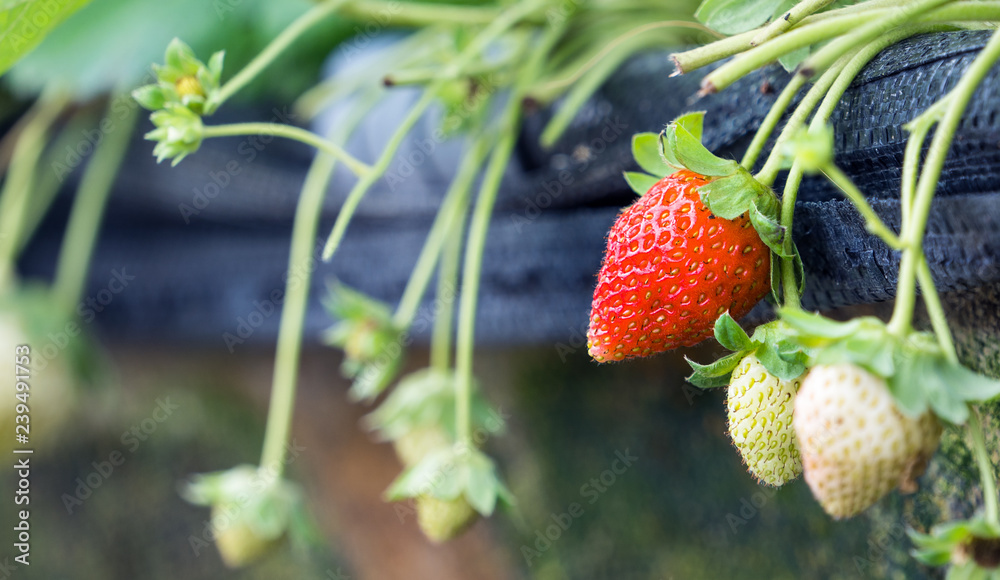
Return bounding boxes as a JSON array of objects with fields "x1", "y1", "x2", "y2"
[
  {"x1": 201, "y1": 122, "x2": 371, "y2": 177},
  {"x1": 258, "y1": 103, "x2": 369, "y2": 474},
  {"x1": 889, "y1": 26, "x2": 1000, "y2": 337},
  {"x1": 52, "y1": 101, "x2": 138, "y2": 315},
  {"x1": 0, "y1": 91, "x2": 70, "y2": 291},
  {"x1": 751, "y1": 0, "x2": 837, "y2": 47},
  {"x1": 455, "y1": 18, "x2": 568, "y2": 445},
  {"x1": 430, "y1": 220, "x2": 464, "y2": 373},
  {"x1": 392, "y1": 137, "x2": 491, "y2": 329},
  {"x1": 321, "y1": 0, "x2": 544, "y2": 261},
  {"x1": 215, "y1": 0, "x2": 347, "y2": 106}
]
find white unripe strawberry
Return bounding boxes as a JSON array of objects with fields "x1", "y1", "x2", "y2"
[
  {"x1": 793, "y1": 363, "x2": 942, "y2": 519},
  {"x1": 727, "y1": 354, "x2": 803, "y2": 486},
  {"x1": 416, "y1": 495, "x2": 478, "y2": 543}
]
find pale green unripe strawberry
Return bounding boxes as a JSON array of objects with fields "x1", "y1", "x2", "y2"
[
  {"x1": 794, "y1": 363, "x2": 942, "y2": 519},
  {"x1": 727, "y1": 354, "x2": 803, "y2": 486},
  {"x1": 416, "y1": 495, "x2": 478, "y2": 543},
  {"x1": 211, "y1": 503, "x2": 283, "y2": 568},
  {"x1": 393, "y1": 425, "x2": 453, "y2": 467}
]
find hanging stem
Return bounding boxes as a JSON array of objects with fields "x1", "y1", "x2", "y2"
[
  {"x1": 820, "y1": 165, "x2": 903, "y2": 248},
  {"x1": 201, "y1": 122, "x2": 371, "y2": 177},
  {"x1": 889, "y1": 26, "x2": 1000, "y2": 337},
  {"x1": 430, "y1": 220, "x2": 464, "y2": 372},
  {"x1": 215, "y1": 0, "x2": 346, "y2": 106},
  {"x1": 969, "y1": 407, "x2": 1000, "y2": 528},
  {"x1": 455, "y1": 19, "x2": 567, "y2": 445},
  {"x1": 0, "y1": 92, "x2": 70, "y2": 291},
  {"x1": 258, "y1": 104, "x2": 369, "y2": 474},
  {"x1": 52, "y1": 101, "x2": 138, "y2": 315},
  {"x1": 321, "y1": 0, "x2": 544, "y2": 261},
  {"x1": 392, "y1": 137, "x2": 491, "y2": 329}
]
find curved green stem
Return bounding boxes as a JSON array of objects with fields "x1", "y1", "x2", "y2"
[
  {"x1": 339, "y1": 0, "x2": 505, "y2": 26},
  {"x1": 779, "y1": 161, "x2": 804, "y2": 309},
  {"x1": 201, "y1": 122, "x2": 371, "y2": 177},
  {"x1": 430, "y1": 222, "x2": 464, "y2": 372},
  {"x1": 392, "y1": 137, "x2": 491, "y2": 329},
  {"x1": 258, "y1": 104, "x2": 368, "y2": 474},
  {"x1": 968, "y1": 407, "x2": 1000, "y2": 528},
  {"x1": 215, "y1": 0, "x2": 346, "y2": 107},
  {"x1": 751, "y1": 0, "x2": 837, "y2": 47},
  {"x1": 740, "y1": 73, "x2": 807, "y2": 170},
  {"x1": 0, "y1": 92, "x2": 69, "y2": 291},
  {"x1": 455, "y1": 19, "x2": 568, "y2": 445},
  {"x1": 52, "y1": 101, "x2": 138, "y2": 316},
  {"x1": 701, "y1": 11, "x2": 877, "y2": 94},
  {"x1": 321, "y1": 0, "x2": 545, "y2": 262},
  {"x1": 821, "y1": 165, "x2": 903, "y2": 249},
  {"x1": 754, "y1": 51, "x2": 853, "y2": 186},
  {"x1": 797, "y1": 0, "x2": 953, "y2": 80},
  {"x1": 889, "y1": 26, "x2": 1000, "y2": 337}
]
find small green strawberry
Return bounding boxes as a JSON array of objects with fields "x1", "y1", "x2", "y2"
[
  {"x1": 793, "y1": 363, "x2": 941, "y2": 519},
  {"x1": 727, "y1": 353, "x2": 803, "y2": 486},
  {"x1": 416, "y1": 494, "x2": 478, "y2": 543},
  {"x1": 393, "y1": 425, "x2": 453, "y2": 467},
  {"x1": 211, "y1": 503, "x2": 283, "y2": 568}
]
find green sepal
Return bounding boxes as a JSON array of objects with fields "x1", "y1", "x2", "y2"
[
  {"x1": 662, "y1": 114, "x2": 738, "y2": 178},
  {"x1": 780, "y1": 310, "x2": 1000, "y2": 423},
  {"x1": 685, "y1": 317, "x2": 809, "y2": 388},
  {"x1": 385, "y1": 446, "x2": 512, "y2": 516},
  {"x1": 623, "y1": 171, "x2": 661, "y2": 196},
  {"x1": 632, "y1": 132, "x2": 672, "y2": 177},
  {"x1": 749, "y1": 200, "x2": 788, "y2": 257},
  {"x1": 685, "y1": 351, "x2": 745, "y2": 389},
  {"x1": 714, "y1": 311, "x2": 752, "y2": 352},
  {"x1": 909, "y1": 516, "x2": 1000, "y2": 572}
]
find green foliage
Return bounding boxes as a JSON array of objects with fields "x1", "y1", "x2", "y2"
[
  {"x1": 385, "y1": 445, "x2": 514, "y2": 516},
  {"x1": 694, "y1": 0, "x2": 785, "y2": 35},
  {"x1": 685, "y1": 314, "x2": 807, "y2": 388},
  {"x1": 0, "y1": 0, "x2": 92, "y2": 78}
]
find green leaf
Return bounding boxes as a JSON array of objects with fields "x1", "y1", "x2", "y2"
[
  {"x1": 778, "y1": 46, "x2": 810, "y2": 71},
  {"x1": 695, "y1": 0, "x2": 785, "y2": 35},
  {"x1": 623, "y1": 171, "x2": 660, "y2": 196},
  {"x1": 632, "y1": 133, "x2": 670, "y2": 177},
  {"x1": 943, "y1": 364, "x2": 1000, "y2": 402},
  {"x1": 714, "y1": 312, "x2": 753, "y2": 352},
  {"x1": 697, "y1": 177, "x2": 757, "y2": 220},
  {"x1": 0, "y1": 0, "x2": 93, "y2": 78},
  {"x1": 686, "y1": 370, "x2": 732, "y2": 389}
]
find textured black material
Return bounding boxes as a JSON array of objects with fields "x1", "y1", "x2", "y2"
[{"x1": 17, "y1": 31, "x2": 1000, "y2": 346}]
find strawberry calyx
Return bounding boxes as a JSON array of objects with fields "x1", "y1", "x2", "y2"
[
  {"x1": 779, "y1": 309, "x2": 1000, "y2": 424},
  {"x1": 685, "y1": 312, "x2": 807, "y2": 388},
  {"x1": 910, "y1": 516, "x2": 1000, "y2": 572},
  {"x1": 385, "y1": 445, "x2": 515, "y2": 517},
  {"x1": 628, "y1": 112, "x2": 803, "y2": 304}
]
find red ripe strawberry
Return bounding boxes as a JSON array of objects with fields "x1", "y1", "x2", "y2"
[{"x1": 588, "y1": 170, "x2": 770, "y2": 362}]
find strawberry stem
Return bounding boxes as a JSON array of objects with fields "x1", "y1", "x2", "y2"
[
  {"x1": 455, "y1": 16, "x2": 567, "y2": 445},
  {"x1": 52, "y1": 100, "x2": 137, "y2": 316},
  {"x1": 214, "y1": 0, "x2": 347, "y2": 107},
  {"x1": 819, "y1": 165, "x2": 903, "y2": 249},
  {"x1": 320, "y1": 0, "x2": 544, "y2": 262},
  {"x1": 201, "y1": 122, "x2": 372, "y2": 178},
  {"x1": 258, "y1": 105, "x2": 368, "y2": 475},
  {"x1": 750, "y1": 0, "x2": 837, "y2": 48},
  {"x1": 0, "y1": 90, "x2": 69, "y2": 292},
  {"x1": 968, "y1": 407, "x2": 1000, "y2": 528},
  {"x1": 392, "y1": 137, "x2": 491, "y2": 332}
]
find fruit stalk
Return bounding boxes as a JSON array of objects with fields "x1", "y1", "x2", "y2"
[
  {"x1": 968, "y1": 407, "x2": 1000, "y2": 528},
  {"x1": 455, "y1": 18, "x2": 568, "y2": 445},
  {"x1": 52, "y1": 101, "x2": 138, "y2": 315},
  {"x1": 750, "y1": 0, "x2": 837, "y2": 47},
  {"x1": 0, "y1": 91, "x2": 69, "y2": 291},
  {"x1": 321, "y1": 0, "x2": 545, "y2": 262},
  {"x1": 258, "y1": 104, "x2": 368, "y2": 473},
  {"x1": 200, "y1": 123, "x2": 371, "y2": 178},
  {"x1": 392, "y1": 137, "x2": 491, "y2": 329},
  {"x1": 215, "y1": 0, "x2": 347, "y2": 106}
]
